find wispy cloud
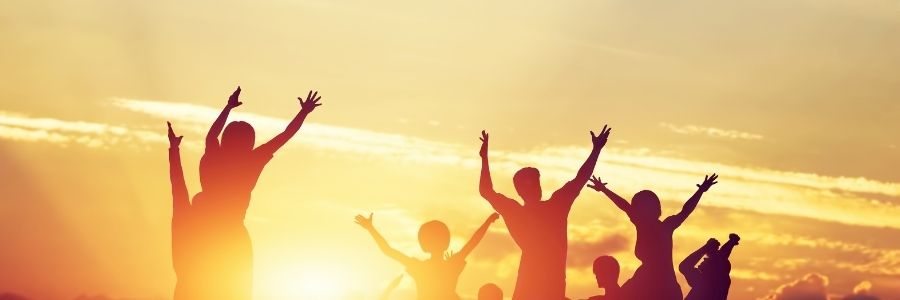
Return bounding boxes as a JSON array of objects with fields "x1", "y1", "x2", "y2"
[
  {"x1": 0, "y1": 112, "x2": 164, "y2": 148},
  {"x1": 660, "y1": 122, "x2": 764, "y2": 140},
  {"x1": 2, "y1": 99, "x2": 899, "y2": 231}
]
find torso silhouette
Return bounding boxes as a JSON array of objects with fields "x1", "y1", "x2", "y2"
[
  {"x1": 197, "y1": 146, "x2": 273, "y2": 220},
  {"x1": 503, "y1": 181, "x2": 580, "y2": 300},
  {"x1": 622, "y1": 216, "x2": 682, "y2": 300},
  {"x1": 405, "y1": 257, "x2": 466, "y2": 300}
]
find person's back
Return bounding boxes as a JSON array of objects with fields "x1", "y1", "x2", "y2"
[
  {"x1": 503, "y1": 184, "x2": 579, "y2": 299},
  {"x1": 407, "y1": 258, "x2": 465, "y2": 300},
  {"x1": 478, "y1": 128, "x2": 611, "y2": 300}
]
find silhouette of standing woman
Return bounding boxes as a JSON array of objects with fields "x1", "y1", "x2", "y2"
[
  {"x1": 587, "y1": 173, "x2": 718, "y2": 300},
  {"x1": 169, "y1": 87, "x2": 322, "y2": 300},
  {"x1": 478, "y1": 126, "x2": 611, "y2": 300},
  {"x1": 354, "y1": 213, "x2": 500, "y2": 300}
]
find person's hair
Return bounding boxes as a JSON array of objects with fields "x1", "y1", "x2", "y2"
[
  {"x1": 513, "y1": 167, "x2": 542, "y2": 202},
  {"x1": 221, "y1": 121, "x2": 255, "y2": 152},
  {"x1": 632, "y1": 190, "x2": 662, "y2": 219},
  {"x1": 418, "y1": 220, "x2": 451, "y2": 254},
  {"x1": 593, "y1": 255, "x2": 620, "y2": 289}
]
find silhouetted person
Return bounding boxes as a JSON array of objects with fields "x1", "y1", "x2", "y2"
[
  {"x1": 355, "y1": 213, "x2": 500, "y2": 300},
  {"x1": 681, "y1": 234, "x2": 740, "y2": 300},
  {"x1": 478, "y1": 283, "x2": 503, "y2": 300},
  {"x1": 169, "y1": 87, "x2": 322, "y2": 300},
  {"x1": 379, "y1": 274, "x2": 404, "y2": 300},
  {"x1": 583, "y1": 255, "x2": 626, "y2": 300},
  {"x1": 478, "y1": 126, "x2": 612, "y2": 300},
  {"x1": 587, "y1": 173, "x2": 718, "y2": 300},
  {"x1": 168, "y1": 122, "x2": 200, "y2": 299}
]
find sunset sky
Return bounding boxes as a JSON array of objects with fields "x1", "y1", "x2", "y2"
[{"x1": 1, "y1": 1, "x2": 899, "y2": 299}]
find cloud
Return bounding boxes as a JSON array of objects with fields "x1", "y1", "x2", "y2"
[
  {"x1": 660, "y1": 122, "x2": 764, "y2": 140},
  {"x1": 759, "y1": 273, "x2": 830, "y2": 300},
  {"x1": 842, "y1": 281, "x2": 879, "y2": 300},
  {"x1": 2, "y1": 99, "x2": 900, "y2": 231},
  {"x1": 760, "y1": 274, "x2": 883, "y2": 300},
  {"x1": 0, "y1": 112, "x2": 164, "y2": 149}
]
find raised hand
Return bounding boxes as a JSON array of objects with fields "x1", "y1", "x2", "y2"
[
  {"x1": 354, "y1": 213, "x2": 374, "y2": 230},
  {"x1": 167, "y1": 121, "x2": 183, "y2": 148},
  {"x1": 729, "y1": 233, "x2": 740, "y2": 243},
  {"x1": 299, "y1": 90, "x2": 323, "y2": 113},
  {"x1": 590, "y1": 125, "x2": 612, "y2": 149},
  {"x1": 705, "y1": 238, "x2": 721, "y2": 251},
  {"x1": 587, "y1": 175, "x2": 608, "y2": 192},
  {"x1": 696, "y1": 173, "x2": 719, "y2": 192},
  {"x1": 227, "y1": 86, "x2": 243, "y2": 109},
  {"x1": 479, "y1": 130, "x2": 489, "y2": 158}
]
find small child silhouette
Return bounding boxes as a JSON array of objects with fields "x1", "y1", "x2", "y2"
[
  {"x1": 681, "y1": 234, "x2": 740, "y2": 300},
  {"x1": 355, "y1": 213, "x2": 500, "y2": 300},
  {"x1": 583, "y1": 255, "x2": 625, "y2": 300},
  {"x1": 587, "y1": 173, "x2": 719, "y2": 300}
]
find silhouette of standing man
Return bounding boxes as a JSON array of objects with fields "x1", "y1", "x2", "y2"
[{"x1": 478, "y1": 126, "x2": 611, "y2": 300}]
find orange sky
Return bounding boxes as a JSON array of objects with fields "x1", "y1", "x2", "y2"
[{"x1": 1, "y1": 1, "x2": 899, "y2": 300}]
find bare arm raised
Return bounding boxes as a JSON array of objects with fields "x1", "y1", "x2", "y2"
[
  {"x1": 587, "y1": 175, "x2": 633, "y2": 217},
  {"x1": 664, "y1": 174, "x2": 718, "y2": 229},
  {"x1": 454, "y1": 213, "x2": 500, "y2": 261},
  {"x1": 168, "y1": 122, "x2": 190, "y2": 214},
  {"x1": 478, "y1": 131, "x2": 520, "y2": 213},
  {"x1": 552, "y1": 126, "x2": 612, "y2": 205},
  {"x1": 355, "y1": 213, "x2": 415, "y2": 266},
  {"x1": 207, "y1": 86, "x2": 243, "y2": 149},
  {"x1": 256, "y1": 90, "x2": 323, "y2": 155},
  {"x1": 680, "y1": 238, "x2": 720, "y2": 286}
]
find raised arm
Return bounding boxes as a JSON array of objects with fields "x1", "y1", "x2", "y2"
[
  {"x1": 575, "y1": 126, "x2": 612, "y2": 183},
  {"x1": 665, "y1": 174, "x2": 718, "y2": 229},
  {"x1": 680, "y1": 238, "x2": 720, "y2": 286},
  {"x1": 552, "y1": 126, "x2": 612, "y2": 205},
  {"x1": 587, "y1": 175, "x2": 632, "y2": 216},
  {"x1": 168, "y1": 122, "x2": 190, "y2": 214},
  {"x1": 207, "y1": 86, "x2": 243, "y2": 148},
  {"x1": 478, "y1": 131, "x2": 520, "y2": 213},
  {"x1": 256, "y1": 90, "x2": 323, "y2": 155},
  {"x1": 718, "y1": 233, "x2": 740, "y2": 259},
  {"x1": 354, "y1": 213, "x2": 415, "y2": 266},
  {"x1": 454, "y1": 213, "x2": 500, "y2": 260}
]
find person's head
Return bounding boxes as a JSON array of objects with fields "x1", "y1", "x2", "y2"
[
  {"x1": 221, "y1": 121, "x2": 255, "y2": 153},
  {"x1": 418, "y1": 220, "x2": 450, "y2": 256},
  {"x1": 631, "y1": 190, "x2": 662, "y2": 220},
  {"x1": 513, "y1": 167, "x2": 542, "y2": 204},
  {"x1": 477, "y1": 283, "x2": 503, "y2": 300},
  {"x1": 592, "y1": 255, "x2": 620, "y2": 288}
]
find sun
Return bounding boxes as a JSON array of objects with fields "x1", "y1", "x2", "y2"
[{"x1": 258, "y1": 262, "x2": 360, "y2": 300}]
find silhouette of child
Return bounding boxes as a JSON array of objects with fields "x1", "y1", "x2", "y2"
[
  {"x1": 478, "y1": 126, "x2": 611, "y2": 300},
  {"x1": 478, "y1": 283, "x2": 503, "y2": 300},
  {"x1": 587, "y1": 173, "x2": 719, "y2": 300},
  {"x1": 355, "y1": 213, "x2": 500, "y2": 300},
  {"x1": 583, "y1": 255, "x2": 625, "y2": 300},
  {"x1": 681, "y1": 234, "x2": 740, "y2": 300}
]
